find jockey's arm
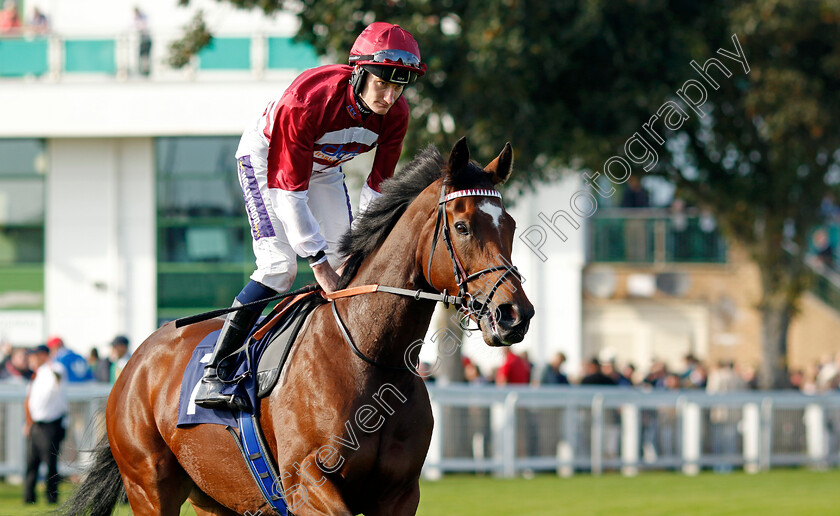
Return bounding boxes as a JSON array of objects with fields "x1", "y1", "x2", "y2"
[{"x1": 268, "y1": 189, "x2": 340, "y2": 293}]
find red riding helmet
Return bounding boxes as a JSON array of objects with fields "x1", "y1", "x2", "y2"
[{"x1": 349, "y1": 22, "x2": 426, "y2": 85}]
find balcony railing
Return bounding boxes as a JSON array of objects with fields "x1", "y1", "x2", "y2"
[
  {"x1": 587, "y1": 208, "x2": 728, "y2": 265},
  {"x1": 0, "y1": 32, "x2": 320, "y2": 80},
  {"x1": 786, "y1": 238, "x2": 840, "y2": 313},
  {"x1": 589, "y1": 212, "x2": 840, "y2": 312}
]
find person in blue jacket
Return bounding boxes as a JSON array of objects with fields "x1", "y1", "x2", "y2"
[{"x1": 46, "y1": 336, "x2": 93, "y2": 383}]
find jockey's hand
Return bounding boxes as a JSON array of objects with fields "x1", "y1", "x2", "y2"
[{"x1": 312, "y1": 260, "x2": 340, "y2": 294}]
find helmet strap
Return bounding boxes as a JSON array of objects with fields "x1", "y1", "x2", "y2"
[
  {"x1": 350, "y1": 67, "x2": 372, "y2": 116},
  {"x1": 354, "y1": 90, "x2": 372, "y2": 116},
  {"x1": 350, "y1": 66, "x2": 366, "y2": 96}
]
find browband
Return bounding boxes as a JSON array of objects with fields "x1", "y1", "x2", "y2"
[{"x1": 441, "y1": 189, "x2": 501, "y2": 203}]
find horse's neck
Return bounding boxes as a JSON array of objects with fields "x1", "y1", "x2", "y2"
[{"x1": 342, "y1": 206, "x2": 437, "y2": 367}]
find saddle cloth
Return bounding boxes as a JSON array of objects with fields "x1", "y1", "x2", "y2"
[{"x1": 177, "y1": 294, "x2": 322, "y2": 428}]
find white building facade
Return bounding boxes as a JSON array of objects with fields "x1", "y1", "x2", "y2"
[
  {"x1": 0, "y1": 0, "x2": 588, "y2": 368},
  {"x1": 6, "y1": 0, "x2": 792, "y2": 387},
  {"x1": 0, "y1": 0, "x2": 321, "y2": 351}
]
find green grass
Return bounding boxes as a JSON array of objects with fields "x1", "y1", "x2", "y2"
[
  {"x1": 3, "y1": 469, "x2": 839, "y2": 515},
  {"x1": 416, "y1": 470, "x2": 840, "y2": 516}
]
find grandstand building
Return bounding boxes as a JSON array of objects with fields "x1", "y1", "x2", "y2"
[{"x1": 0, "y1": 0, "x2": 837, "y2": 379}]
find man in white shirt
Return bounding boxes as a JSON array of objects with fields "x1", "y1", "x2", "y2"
[
  {"x1": 706, "y1": 359, "x2": 745, "y2": 472},
  {"x1": 23, "y1": 344, "x2": 68, "y2": 505}
]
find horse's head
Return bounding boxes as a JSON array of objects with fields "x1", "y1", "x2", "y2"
[{"x1": 422, "y1": 137, "x2": 534, "y2": 347}]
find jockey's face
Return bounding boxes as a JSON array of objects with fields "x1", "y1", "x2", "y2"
[{"x1": 359, "y1": 71, "x2": 404, "y2": 115}]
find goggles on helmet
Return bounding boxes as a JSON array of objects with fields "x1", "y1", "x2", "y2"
[
  {"x1": 349, "y1": 49, "x2": 423, "y2": 70},
  {"x1": 362, "y1": 64, "x2": 416, "y2": 85}
]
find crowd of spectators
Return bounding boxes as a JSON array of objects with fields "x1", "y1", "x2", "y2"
[
  {"x1": 0, "y1": 335, "x2": 132, "y2": 385},
  {"x1": 1, "y1": 4, "x2": 152, "y2": 77},
  {"x1": 0, "y1": 1, "x2": 49, "y2": 35},
  {"x1": 789, "y1": 352, "x2": 840, "y2": 394},
  {"x1": 426, "y1": 350, "x2": 840, "y2": 394},
  {"x1": 0, "y1": 333, "x2": 130, "y2": 504}
]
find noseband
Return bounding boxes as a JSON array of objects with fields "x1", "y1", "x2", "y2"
[{"x1": 425, "y1": 184, "x2": 523, "y2": 326}]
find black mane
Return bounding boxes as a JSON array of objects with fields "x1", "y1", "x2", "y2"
[
  {"x1": 336, "y1": 143, "x2": 494, "y2": 289},
  {"x1": 336, "y1": 145, "x2": 444, "y2": 289}
]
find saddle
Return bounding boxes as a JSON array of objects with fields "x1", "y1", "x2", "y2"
[
  {"x1": 235, "y1": 290, "x2": 325, "y2": 398},
  {"x1": 178, "y1": 291, "x2": 324, "y2": 429}
]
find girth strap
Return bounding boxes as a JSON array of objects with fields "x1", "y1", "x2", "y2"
[{"x1": 227, "y1": 413, "x2": 291, "y2": 515}]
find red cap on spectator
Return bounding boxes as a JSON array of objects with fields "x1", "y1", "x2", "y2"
[{"x1": 46, "y1": 336, "x2": 63, "y2": 349}]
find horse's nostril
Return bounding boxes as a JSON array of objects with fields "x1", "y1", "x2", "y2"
[{"x1": 497, "y1": 304, "x2": 520, "y2": 326}]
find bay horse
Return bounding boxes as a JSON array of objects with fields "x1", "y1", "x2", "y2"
[{"x1": 62, "y1": 137, "x2": 533, "y2": 515}]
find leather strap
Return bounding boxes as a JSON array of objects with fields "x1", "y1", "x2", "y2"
[
  {"x1": 252, "y1": 293, "x2": 314, "y2": 341},
  {"x1": 324, "y1": 284, "x2": 463, "y2": 306},
  {"x1": 324, "y1": 284, "x2": 379, "y2": 300}
]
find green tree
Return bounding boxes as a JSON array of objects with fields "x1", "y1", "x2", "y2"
[
  {"x1": 664, "y1": 1, "x2": 840, "y2": 388},
  {"x1": 179, "y1": 0, "x2": 840, "y2": 388}
]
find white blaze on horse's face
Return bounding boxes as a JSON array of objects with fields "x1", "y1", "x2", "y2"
[{"x1": 477, "y1": 199, "x2": 504, "y2": 229}]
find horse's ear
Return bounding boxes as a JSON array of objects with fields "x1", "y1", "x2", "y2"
[
  {"x1": 447, "y1": 137, "x2": 471, "y2": 180},
  {"x1": 484, "y1": 142, "x2": 514, "y2": 185}
]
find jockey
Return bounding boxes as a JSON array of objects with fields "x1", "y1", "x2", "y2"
[{"x1": 195, "y1": 22, "x2": 426, "y2": 410}]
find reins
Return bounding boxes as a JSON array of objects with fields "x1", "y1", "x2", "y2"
[
  {"x1": 330, "y1": 302, "x2": 411, "y2": 371},
  {"x1": 325, "y1": 284, "x2": 462, "y2": 306}
]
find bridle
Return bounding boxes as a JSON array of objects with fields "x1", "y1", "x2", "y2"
[
  {"x1": 329, "y1": 183, "x2": 523, "y2": 371},
  {"x1": 425, "y1": 184, "x2": 523, "y2": 326}
]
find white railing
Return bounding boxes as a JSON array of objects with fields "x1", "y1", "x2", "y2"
[
  {"x1": 0, "y1": 383, "x2": 110, "y2": 479},
  {"x1": 423, "y1": 385, "x2": 840, "y2": 478},
  {"x1": 1, "y1": 383, "x2": 838, "y2": 481}
]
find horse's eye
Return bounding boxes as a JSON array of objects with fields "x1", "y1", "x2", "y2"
[{"x1": 454, "y1": 221, "x2": 470, "y2": 235}]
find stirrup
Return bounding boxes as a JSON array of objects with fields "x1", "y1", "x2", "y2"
[
  {"x1": 195, "y1": 374, "x2": 250, "y2": 411},
  {"x1": 196, "y1": 393, "x2": 250, "y2": 412}
]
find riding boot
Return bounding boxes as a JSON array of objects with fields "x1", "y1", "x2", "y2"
[{"x1": 194, "y1": 300, "x2": 261, "y2": 411}]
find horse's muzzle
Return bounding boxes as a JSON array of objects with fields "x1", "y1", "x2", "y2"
[{"x1": 480, "y1": 301, "x2": 535, "y2": 347}]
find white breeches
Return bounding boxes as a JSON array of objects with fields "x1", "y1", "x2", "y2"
[{"x1": 237, "y1": 156, "x2": 351, "y2": 292}]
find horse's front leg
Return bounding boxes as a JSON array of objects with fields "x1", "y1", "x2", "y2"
[
  {"x1": 281, "y1": 458, "x2": 352, "y2": 516},
  {"x1": 365, "y1": 479, "x2": 421, "y2": 516}
]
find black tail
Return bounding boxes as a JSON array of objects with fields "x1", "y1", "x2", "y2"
[{"x1": 57, "y1": 436, "x2": 125, "y2": 516}]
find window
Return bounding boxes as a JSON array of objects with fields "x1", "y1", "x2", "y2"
[
  {"x1": 155, "y1": 137, "x2": 313, "y2": 321},
  {"x1": 0, "y1": 139, "x2": 47, "y2": 309},
  {"x1": 588, "y1": 211, "x2": 727, "y2": 264}
]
